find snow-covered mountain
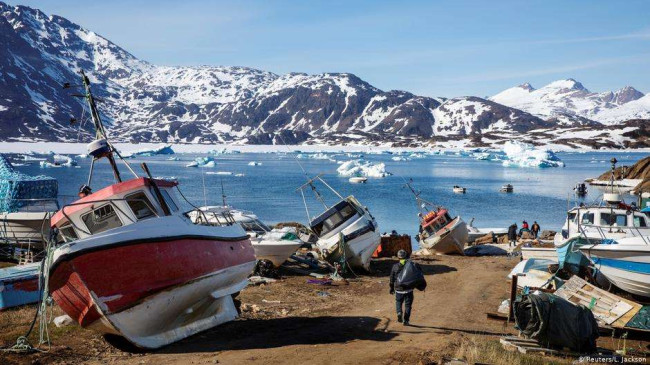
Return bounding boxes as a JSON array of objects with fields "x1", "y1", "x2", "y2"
[
  {"x1": 491, "y1": 79, "x2": 645, "y2": 125},
  {"x1": 0, "y1": 2, "x2": 648, "y2": 148}
]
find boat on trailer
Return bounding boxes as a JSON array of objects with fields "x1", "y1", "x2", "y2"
[
  {"x1": 298, "y1": 174, "x2": 380, "y2": 271},
  {"x1": 406, "y1": 180, "x2": 468, "y2": 255},
  {"x1": 46, "y1": 71, "x2": 256, "y2": 349},
  {"x1": 189, "y1": 206, "x2": 303, "y2": 267}
]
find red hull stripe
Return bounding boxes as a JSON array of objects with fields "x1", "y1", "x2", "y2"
[{"x1": 49, "y1": 237, "x2": 255, "y2": 327}]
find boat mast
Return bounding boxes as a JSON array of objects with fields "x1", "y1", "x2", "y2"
[{"x1": 610, "y1": 157, "x2": 617, "y2": 195}]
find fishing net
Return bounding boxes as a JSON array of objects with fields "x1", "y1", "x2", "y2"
[{"x1": 0, "y1": 154, "x2": 58, "y2": 213}]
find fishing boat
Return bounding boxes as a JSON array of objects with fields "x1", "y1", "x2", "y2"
[
  {"x1": 406, "y1": 180, "x2": 468, "y2": 255},
  {"x1": 499, "y1": 184, "x2": 514, "y2": 193},
  {"x1": 580, "y1": 236, "x2": 650, "y2": 297},
  {"x1": 574, "y1": 182, "x2": 588, "y2": 196},
  {"x1": 452, "y1": 185, "x2": 466, "y2": 194},
  {"x1": 0, "y1": 262, "x2": 41, "y2": 310},
  {"x1": 297, "y1": 174, "x2": 380, "y2": 271},
  {"x1": 1, "y1": 154, "x2": 58, "y2": 253},
  {"x1": 47, "y1": 71, "x2": 256, "y2": 349},
  {"x1": 466, "y1": 218, "x2": 506, "y2": 243},
  {"x1": 189, "y1": 206, "x2": 303, "y2": 267},
  {"x1": 349, "y1": 176, "x2": 368, "y2": 184},
  {"x1": 554, "y1": 158, "x2": 650, "y2": 273}
]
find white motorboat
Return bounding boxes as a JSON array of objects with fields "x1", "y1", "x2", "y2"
[
  {"x1": 349, "y1": 176, "x2": 368, "y2": 184},
  {"x1": 189, "y1": 206, "x2": 303, "y2": 267},
  {"x1": 452, "y1": 185, "x2": 466, "y2": 194},
  {"x1": 520, "y1": 247, "x2": 558, "y2": 262},
  {"x1": 466, "y1": 218, "x2": 506, "y2": 242},
  {"x1": 405, "y1": 181, "x2": 468, "y2": 255},
  {"x1": 297, "y1": 175, "x2": 380, "y2": 271},
  {"x1": 499, "y1": 184, "x2": 514, "y2": 193},
  {"x1": 580, "y1": 236, "x2": 650, "y2": 298}
]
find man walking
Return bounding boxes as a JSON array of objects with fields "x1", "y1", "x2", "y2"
[
  {"x1": 389, "y1": 250, "x2": 414, "y2": 326},
  {"x1": 508, "y1": 223, "x2": 518, "y2": 247}
]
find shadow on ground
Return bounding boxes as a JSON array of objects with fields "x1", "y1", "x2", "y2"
[
  {"x1": 369, "y1": 258, "x2": 457, "y2": 277},
  {"x1": 124, "y1": 316, "x2": 398, "y2": 354}
]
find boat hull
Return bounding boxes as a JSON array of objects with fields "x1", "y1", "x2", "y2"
[
  {"x1": 318, "y1": 221, "x2": 381, "y2": 271},
  {"x1": 421, "y1": 216, "x2": 468, "y2": 255},
  {"x1": 49, "y1": 229, "x2": 255, "y2": 348},
  {"x1": 0, "y1": 262, "x2": 40, "y2": 310},
  {"x1": 252, "y1": 240, "x2": 303, "y2": 267},
  {"x1": 580, "y1": 244, "x2": 650, "y2": 298},
  {"x1": 521, "y1": 247, "x2": 558, "y2": 262}
]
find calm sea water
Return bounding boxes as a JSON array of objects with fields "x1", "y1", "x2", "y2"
[{"x1": 13, "y1": 151, "x2": 646, "y2": 244}]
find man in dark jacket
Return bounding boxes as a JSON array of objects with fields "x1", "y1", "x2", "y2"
[
  {"x1": 507, "y1": 223, "x2": 518, "y2": 247},
  {"x1": 531, "y1": 221, "x2": 540, "y2": 239},
  {"x1": 389, "y1": 249, "x2": 414, "y2": 325}
]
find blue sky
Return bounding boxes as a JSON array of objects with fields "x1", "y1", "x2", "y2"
[{"x1": 16, "y1": 0, "x2": 650, "y2": 97}]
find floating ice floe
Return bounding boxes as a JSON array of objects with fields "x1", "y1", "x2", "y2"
[
  {"x1": 409, "y1": 153, "x2": 427, "y2": 159},
  {"x1": 77, "y1": 154, "x2": 89, "y2": 159},
  {"x1": 40, "y1": 155, "x2": 77, "y2": 168},
  {"x1": 501, "y1": 141, "x2": 565, "y2": 168},
  {"x1": 122, "y1": 144, "x2": 175, "y2": 158},
  {"x1": 391, "y1": 156, "x2": 410, "y2": 162},
  {"x1": 337, "y1": 159, "x2": 392, "y2": 178},
  {"x1": 22, "y1": 155, "x2": 45, "y2": 161},
  {"x1": 208, "y1": 148, "x2": 240, "y2": 155},
  {"x1": 206, "y1": 171, "x2": 233, "y2": 175},
  {"x1": 234, "y1": 173, "x2": 245, "y2": 177},
  {"x1": 167, "y1": 157, "x2": 180, "y2": 161},
  {"x1": 296, "y1": 153, "x2": 337, "y2": 162},
  {"x1": 248, "y1": 161, "x2": 262, "y2": 166},
  {"x1": 186, "y1": 161, "x2": 199, "y2": 168}
]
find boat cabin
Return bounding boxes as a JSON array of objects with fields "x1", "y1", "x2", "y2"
[
  {"x1": 189, "y1": 207, "x2": 270, "y2": 235},
  {"x1": 420, "y1": 209, "x2": 453, "y2": 237},
  {"x1": 51, "y1": 178, "x2": 180, "y2": 243},
  {"x1": 562, "y1": 206, "x2": 649, "y2": 239},
  {"x1": 309, "y1": 197, "x2": 363, "y2": 238}
]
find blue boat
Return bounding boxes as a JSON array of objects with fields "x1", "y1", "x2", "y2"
[{"x1": 0, "y1": 262, "x2": 41, "y2": 310}]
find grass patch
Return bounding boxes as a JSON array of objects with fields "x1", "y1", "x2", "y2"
[{"x1": 453, "y1": 336, "x2": 572, "y2": 365}]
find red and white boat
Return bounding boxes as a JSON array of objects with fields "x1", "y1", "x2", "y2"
[{"x1": 47, "y1": 71, "x2": 256, "y2": 349}]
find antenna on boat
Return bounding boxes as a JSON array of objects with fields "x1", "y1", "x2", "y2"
[
  {"x1": 65, "y1": 70, "x2": 138, "y2": 186},
  {"x1": 610, "y1": 157, "x2": 617, "y2": 194},
  {"x1": 220, "y1": 178, "x2": 227, "y2": 207}
]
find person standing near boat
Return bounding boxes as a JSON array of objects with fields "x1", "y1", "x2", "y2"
[
  {"x1": 508, "y1": 223, "x2": 518, "y2": 247},
  {"x1": 531, "y1": 221, "x2": 540, "y2": 239},
  {"x1": 389, "y1": 250, "x2": 423, "y2": 326}
]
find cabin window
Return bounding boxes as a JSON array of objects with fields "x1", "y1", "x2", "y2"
[
  {"x1": 581, "y1": 213, "x2": 594, "y2": 225},
  {"x1": 241, "y1": 220, "x2": 270, "y2": 235},
  {"x1": 634, "y1": 216, "x2": 647, "y2": 227},
  {"x1": 600, "y1": 213, "x2": 627, "y2": 227},
  {"x1": 57, "y1": 224, "x2": 78, "y2": 243},
  {"x1": 82, "y1": 204, "x2": 122, "y2": 234},
  {"x1": 126, "y1": 192, "x2": 156, "y2": 221},
  {"x1": 160, "y1": 190, "x2": 179, "y2": 212},
  {"x1": 568, "y1": 212, "x2": 577, "y2": 222},
  {"x1": 312, "y1": 204, "x2": 357, "y2": 236}
]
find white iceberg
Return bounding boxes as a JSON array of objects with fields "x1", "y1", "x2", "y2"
[
  {"x1": 501, "y1": 141, "x2": 565, "y2": 168},
  {"x1": 337, "y1": 159, "x2": 392, "y2": 178},
  {"x1": 391, "y1": 156, "x2": 410, "y2": 162},
  {"x1": 40, "y1": 154, "x2": 77, "y2": 168}
]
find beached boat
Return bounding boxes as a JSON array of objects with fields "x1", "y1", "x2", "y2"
[
  {"x1": 452, "y1": 185, "x2": 466, "y2": 194},
  {"x1": 406, "y1": 181, "x2": 468, "y2": 255},
  {"x1": 0, "y1": 262, "x2": 41, "y2": 310},
  {"x1": 349, "y1": 176, "x2": 368, "y2": 184},
  {"x1": 466, "y1": 219, "x2": 506, "y2": 242},
  {"x1": 47, "y1": 71, "x2": 256, "y2": 349},
  {"x1": 499, "y1": 184, "x2": 514, "y2": 193},
  {"x1": 1, "y1": 154, "x2": 58, "y2": 252},
  {"x1": 554, "y1": 162, "x2": 650, "y2": 273},
  {"x1": 520, "y1": 247, "x2": 558, "y2": 262},
  {"x1": 297, "y1": 175, "x2": 380, "y2": 271},
  {"x1": 580, "y1": 236, "x2": 650, "y2": 298},
  {"x1": 189, "y1": 206, "x2": 303, "y2": 267}
]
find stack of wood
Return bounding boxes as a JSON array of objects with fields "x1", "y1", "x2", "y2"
[{"x1": 373, "y1": 234, "x2": 412, "y2": 258}]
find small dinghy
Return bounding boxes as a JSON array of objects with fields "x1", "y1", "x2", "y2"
[
  {"x1": 452, "y1": 185, "x2": 466, "y2": 194},
  {"x1": 499, "y1": 184, "x2": 514, "y2": 193},
  {"x1": 349, "y1": 176, "x2": 368, "y2": 184},
  {"x1": 0, "y1": 262, "x2": 40, "y2": 310}
]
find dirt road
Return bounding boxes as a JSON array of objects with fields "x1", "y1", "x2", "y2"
[{"x1": 1, "y1": 255, "x2": 647, "y2": 364}]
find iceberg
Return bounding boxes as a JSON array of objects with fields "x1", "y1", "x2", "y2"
[
  {"x1": 40, "y1": 155, "x2": 77, "y2": 168},
  {"x1": 337, "y1": 159, "x2": 392, "y2": 178},
  {"x1": 122, "y1": 144, "x2": 175, "y2": 158},
  {"x1": 391, "y1": 156, "x2": 410, "y2": 162},
  {"x1": 501, "y1": 141, "x2": 565, "y2": 168}
]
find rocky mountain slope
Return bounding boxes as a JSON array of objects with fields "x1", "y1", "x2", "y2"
[
  {"x1": 0, "y1": 2, "x2": 648, "y2": 148},
  {"x1": 490, "y1": 79, "x2": 645, "y2": 125}
]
